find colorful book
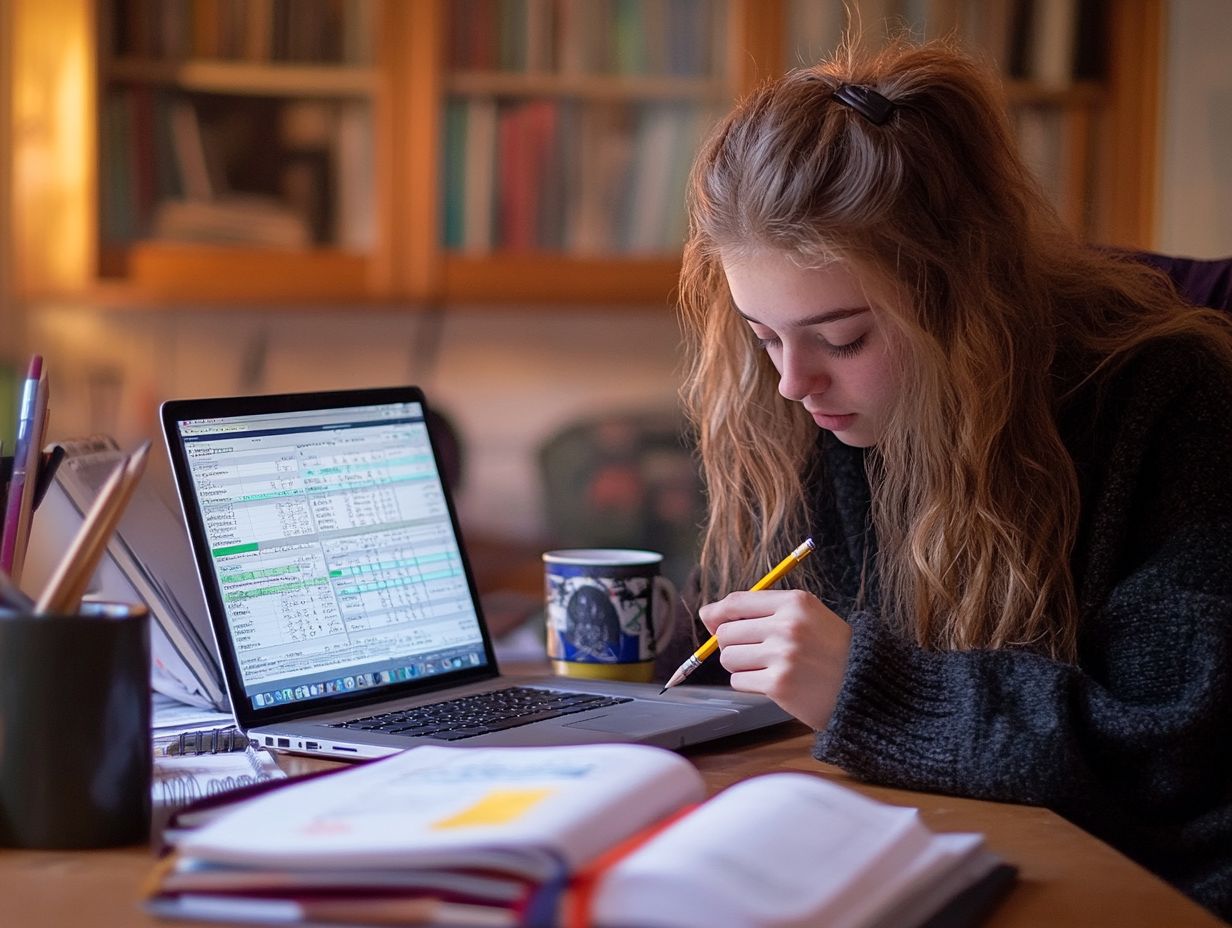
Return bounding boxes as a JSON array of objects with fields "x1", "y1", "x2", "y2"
[
  {"x1": 463, "y1": 97, "x2": 499, "y2": 252},
  {"x1": 441, "y1": 99, "x2": 469, "y2": 249},
  {"x1": 144, "y1": 742, "x2": 1014, "y2": 927}
]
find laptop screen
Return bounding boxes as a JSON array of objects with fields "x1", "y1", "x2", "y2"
[{"x1": 169, "y1": 395, "x2": 491, "y2": 716}]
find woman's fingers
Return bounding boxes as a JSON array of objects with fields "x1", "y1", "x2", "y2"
[
  {"x1": 714, "y1": 639, "x2": 770, "y2": 672},
  {"x1": 726, "y1": 666, "x2": 778, "y2": 695},
  {"x1": 698, "y1": 589, "x2": 852, "y2": 730},
  {"x1": 698, "y1": 604, "x2": 762, "y2": 636},
  {"x1": 698, "y1": 589, "x2": 797, "y2": 634},
  {"x1": 713, "y1": 613, "x2": 777, "y2": 646}
]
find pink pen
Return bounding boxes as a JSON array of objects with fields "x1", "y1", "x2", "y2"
[{"x1": 1, "y1": 355, "x2": 47, "y2": 583}]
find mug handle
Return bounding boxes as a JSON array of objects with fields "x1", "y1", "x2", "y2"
[{"x1": 651, "y1": 576, "x2": 678, "y2": 650}]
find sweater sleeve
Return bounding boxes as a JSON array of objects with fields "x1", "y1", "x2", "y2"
[{"x1": 815, "y1": 342, "x2": 1232, "y2": 904}]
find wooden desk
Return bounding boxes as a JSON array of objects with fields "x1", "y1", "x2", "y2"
[{"x1": 4, "y1": 722, "x2": 1225, "y2": 928}]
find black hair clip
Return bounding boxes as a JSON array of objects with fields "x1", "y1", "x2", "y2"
[{"x1": 833, "y1": 83, "x2": 895, "y2": 126}]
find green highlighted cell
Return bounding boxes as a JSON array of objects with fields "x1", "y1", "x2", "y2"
[
  {"x1": 219, "y1": 564, "x2": 301, "y2": 584},
  {"x1": 339, "y1": 566, "x2": 461, "y2": 596},
  {"x1": 331, "y1": 551, "x2": 451, "y2": 578},
  {"x1": 213, "y1": 542, "x2": 259, "y2": 557},
  {"x1": 223, "y1": 576, "x2": 332, "y2": 602}
]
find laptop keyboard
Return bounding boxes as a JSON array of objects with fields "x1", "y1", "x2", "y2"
[{"x1": 329, "y1": 685, "x2": 634, "y2": 741}]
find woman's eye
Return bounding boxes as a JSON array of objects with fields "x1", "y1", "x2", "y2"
[
  {"x1": 824, "y1": 333, "x2": 868, "y2": 359},
  {"x1": 753, "y1": 331, "x2": 866, "y2": 356}
]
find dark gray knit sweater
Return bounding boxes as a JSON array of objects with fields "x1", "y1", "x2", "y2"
[{"x1": 661, "y1": 336, "x2": 1232, "y2": 920}]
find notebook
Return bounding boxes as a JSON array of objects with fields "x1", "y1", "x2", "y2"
[{"x1": 160, "y1": 387, "x2": 789, "y2": 760}]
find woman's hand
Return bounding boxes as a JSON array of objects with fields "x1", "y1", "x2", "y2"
[{"x1": 699, "y1": 590, "x2": 852, "y2": 731}]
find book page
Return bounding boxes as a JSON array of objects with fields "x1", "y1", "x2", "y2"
[
  {"x1": 177, "y1": 743, "x2": 704, "y2": 881},
  {"x1": 590, "y1": 772, "x2": 986, "y2": 928}
]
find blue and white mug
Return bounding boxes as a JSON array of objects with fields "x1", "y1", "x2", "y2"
[{"x1": 543, "y1": 549, "x2": 677, "y2": 682}]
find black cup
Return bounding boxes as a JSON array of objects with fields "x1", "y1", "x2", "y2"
[{"x1": 0, "y1": 602, "x2": 151, "y2": 848}]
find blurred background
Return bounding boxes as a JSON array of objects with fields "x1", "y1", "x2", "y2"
[{"x1": 1, "y1": 0, "x2": 1229, "y2": 608}]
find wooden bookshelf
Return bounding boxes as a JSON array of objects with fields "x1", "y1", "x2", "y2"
[{"x1": 5, "y1": 0, "x2": 1162, "y2": 309}]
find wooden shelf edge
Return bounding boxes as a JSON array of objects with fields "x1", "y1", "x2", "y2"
[
  {"x1": 100, "y1": 241, "x2": 387, "y2": 304},
  {"x1": 17, "y1": 282, "x2": 424, "y2": 312},
  {"x1": 105, "y1": 58, "x2": 378, "y2": 97},
  {"x1": 21, "y1": 248, "x2": 686, "y2": 311},
  {"x1": 442, "y1": 253, "x2": 682, "y2": 306}
]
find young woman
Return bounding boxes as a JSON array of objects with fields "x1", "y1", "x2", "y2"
[{"x1": 664, "y1": 40, "x2": 1232, "y2": 917}]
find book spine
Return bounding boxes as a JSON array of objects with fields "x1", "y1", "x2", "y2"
[
  {"x1": 101, "y1": 90, "x2": 137, "y2": 242},
  {"x1": 527, "y1": 101, "x2": 561, "y2": 249},
  {"x1": 612, "y1": 0, "x2": 645, "y2": 74},
  {"x1": 1029, "y1": 0, "x2": 1079, "y2": 88},
  {"x1": 244, "y1": 0, "x2": 273, "y2": 61},
  {"x1": 627, "y1": 103, "x2": 676, "y2": 253},
  {"x1": 334, "y1": 101, "x2": 375, "y2": 251},
  {"x1": 442, "y1": 99, "x2": 468, "y2": 249},
  {"x1": 131, "y1": 86, "x2": 158, "y2": 236},
  {"x1": 462, "y1": 97, "x2": 498, "y2": 252},
  {"x1": 525, "y1": 0, "x2": 554, "y2": 72}
]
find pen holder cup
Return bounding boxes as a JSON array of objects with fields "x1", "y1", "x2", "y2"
[{"x1": 0, "y1": 602, "x2": 151, "y2": 849}]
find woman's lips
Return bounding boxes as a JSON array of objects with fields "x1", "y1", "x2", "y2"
[{"x1": 812, "y1": 412, "x2": 856, "y2": 431}]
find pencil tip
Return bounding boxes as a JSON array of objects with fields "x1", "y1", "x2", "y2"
[{"x1": 657, "y1": 685, "x2": 668, "y2": 695}]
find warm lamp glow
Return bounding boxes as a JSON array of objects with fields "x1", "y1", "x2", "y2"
[{"x1": 12, "y1": 0, "x2": 93, "y2": 294}]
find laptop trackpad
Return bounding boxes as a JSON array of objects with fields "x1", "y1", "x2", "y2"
[{"x1": 563, "y1": 704, "x2": 723, "y2": 735}]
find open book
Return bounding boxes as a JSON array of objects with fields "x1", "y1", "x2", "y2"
[{"x1": 145, "y1": 743, "x2": 1014, "y2": 928}]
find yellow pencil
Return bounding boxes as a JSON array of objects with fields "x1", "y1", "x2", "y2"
[{"x1": 659, "y1": 537, "x2": 816, "y2": 693}]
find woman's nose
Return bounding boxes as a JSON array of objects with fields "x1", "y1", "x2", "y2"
[{"x1": 777, "y1": 346, "x2": 829, "y2": 402}]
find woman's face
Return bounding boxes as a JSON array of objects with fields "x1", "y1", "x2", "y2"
[{"x1": 722, "y1": 250, "x2": 900, "y2": 448}]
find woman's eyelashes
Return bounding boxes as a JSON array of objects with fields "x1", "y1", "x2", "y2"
[
  {"x1": 825, "y1": 333, "x2": 868, "y2": 358},
  {"x1": 756, "y1": 334, "x2": 781, "y2": 350},
  {"x1": 753, "y1": 331, "x2": 868, "y2": 358}
]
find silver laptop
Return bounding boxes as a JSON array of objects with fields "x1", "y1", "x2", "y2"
[{"x1": 160, "y1": 387, "x2": 789, "y2": 760}]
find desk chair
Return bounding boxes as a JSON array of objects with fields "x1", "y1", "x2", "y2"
[
  {"x1": 537, "y1": 409, "x2": 704, "y2": 590},
  {"x1": 1132, "y1": 249, "x2": 1232, "y2": 312}
]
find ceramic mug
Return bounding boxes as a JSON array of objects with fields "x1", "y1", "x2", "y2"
[{"x1": 542, "y1": 549, "x2": 677, "y2": 682}]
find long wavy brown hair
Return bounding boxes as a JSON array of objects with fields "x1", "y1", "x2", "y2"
[{"x1": 680, "y1": 39, "x2": 1232, "y2": 660}]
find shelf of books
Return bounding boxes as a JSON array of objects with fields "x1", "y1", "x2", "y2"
[
  {"x1": 94, "y1": 0, "x2": 388, "y2": 303},
  {"x1": 781, "y1": 0, "x2": 1122, "y2": 241},
  {"x1": 8, "y1": 0, "x2": 1157, "y2": 307},
  {"x1": 435, "y1": 0, "x2": 740, "y2": 305},
  {"x1": 433, "y1": 0, "x2": 1149, "y2": 305}
]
